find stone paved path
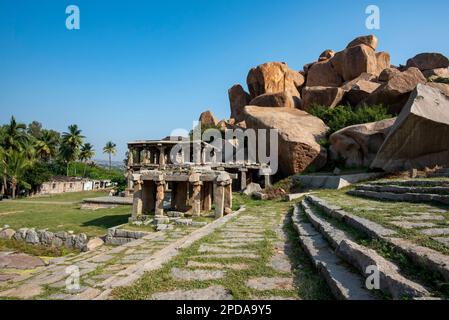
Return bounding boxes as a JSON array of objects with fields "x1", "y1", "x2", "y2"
[
  {"x1": 111, "y1": 202, "x2": 321, "y2": 300},
  {"x1": 0, "y1": 225, "x2": 203, "y2": 300}
]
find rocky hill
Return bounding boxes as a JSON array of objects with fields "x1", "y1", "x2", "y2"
[{"x1": 198, "y1": 35, "x2": 449, "y2": 176}]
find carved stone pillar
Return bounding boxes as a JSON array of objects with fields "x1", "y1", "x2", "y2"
[
  {"x1": 189, "y1": 173, "x2": 202, "y2": 216},
  {"x1": 201, "y1": 182, "x2": 212, "y2": 212},
  {"x1": 154, "y1": 179, "x2": 165, "y2": 216},
  {"x1": 131, "y1": 179, "x2": 143, "y2": 219},
  {"x1": 159, "y1": 146, "x2": 166, "y2": 166},
  {"x1": 239, "y1": 168, "x2": 247, "y2": 191},
  {"x1": 224, "y1": 183, "x2": 232, "y2": 213},
  {"x1": 214, "y1": 172, "x2": 231, "y2": 219}
]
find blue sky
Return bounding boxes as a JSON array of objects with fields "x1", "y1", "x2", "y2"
[{"x1": 1, "y1": 0, "x2": 448, "y2": 160}]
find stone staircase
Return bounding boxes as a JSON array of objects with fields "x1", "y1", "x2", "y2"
[
  {"x1": 291, "y1": 195, "x2": 446, "y2": 300},
  {"x1": 428, "y1": 168, "x2": 449, "y2": 178},
  {"x1": 348, "y1": 182, "x2": 449, "y2": 206}
]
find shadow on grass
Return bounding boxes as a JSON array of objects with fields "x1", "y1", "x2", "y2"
[{"x1": 81, "y1": 214, "x2": 129, "y2": 230}]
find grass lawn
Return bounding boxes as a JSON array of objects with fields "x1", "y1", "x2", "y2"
[
  {"x1": 0, "y1": 191, "x2": 130, "y2": 236},
  {"x1": 19, "y1": 190, "x2": 110, "y2": 203}
]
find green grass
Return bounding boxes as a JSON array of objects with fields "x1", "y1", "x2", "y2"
[
  {"x1": 0, "y1": 238, "x2": 74, "y2": 257},
  {"x1": 315, "y1": 187, "x2": 449, "y2": 255},
  {"x1": 19, "y1": 190, "x2": 109, "y2": 202},
  {"x1": 111, "y1": 197, "x2": 332, "y2": 300},
  {"x1": 0, "y1": 191, "x2": 130, "y2": 236}
]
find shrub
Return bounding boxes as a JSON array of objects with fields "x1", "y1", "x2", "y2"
[{"x1": 309, "y1": 104, "x2": 393, "y2": 134}]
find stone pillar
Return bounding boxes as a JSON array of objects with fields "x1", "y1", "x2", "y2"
[
  {"x1": 224, "y1": 183, "x2": 232, "y2": 213},
  {"x1": 264, "y1": 174, "x2": 271, "y2": 188},
  {"x1": 239, "y1": 168, "x2": 247, "y2": 191},
  {"x1": 170, "y1": 182, "x2": 177, "y2": 210},
  {"x1": 201, "y1": 182, "x2": 212, "y2": 212},
  {"x1": 189, "y1": 173, "x2": 202, "y2": 216},
  {"x1": 142, "y1": 181, "x2": 155, "y2": 213},
  {"x1": 214, "y1": 172, "x2": 231, "y2": 219},
  {"x1": 214, "y1": 182, "x2": 225, "y2": 219},
  {"x1": 159, "y1": 147, "x2": 166, "y2": 165},
  {"x1": 131, "y1": 179, "x2": 143, "y2": 219},
  {"x1": 174, "y1": 181, "x2": 188, "y2": 211},
  {"x1": 154, "y1": 179, "x2": 165, "y2": 216},
  {"x1": 127, "y1": 149, "x2": 134, "y2": 166}
]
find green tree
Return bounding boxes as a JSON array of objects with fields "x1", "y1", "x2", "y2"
[
  {"x1": 3, "y1": 116, "x2": 29, "y2": 151},
  {"x1": 5, "y1": 149, "x2": 32, "y2": 199},
  {"x1": 80, "y1": 143, "x2": 95, "y2": 177},
  {"x1": 60, "y1": 124, "x2": 84, "y2": 176},
  {"x1": 35, "y1": 130, "x2": 60, "y2": 161},
  {"x1": 27, "y1": 121, "x2": 43, "y2": 139},
  {"x1": 103, "y1": 141, "x2": 117, "y2": 170}
]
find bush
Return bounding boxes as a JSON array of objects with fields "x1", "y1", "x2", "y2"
[{"x1": 309, "y1": 104, "x2": 393, "y2": 134}]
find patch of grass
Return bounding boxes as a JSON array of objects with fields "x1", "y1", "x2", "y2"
[
  {"x1": 0, "y1": 239, "x2": 74, "y2": 257},
  {"x1": 0, "y1": 192, "x2": 130, "y2": 236},
  {"x1": 21, "y1": 190, "x2": 109, "y2": 202}
]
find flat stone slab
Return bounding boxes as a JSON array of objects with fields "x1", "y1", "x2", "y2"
[
  {"x1": 268, "y1": 254, "x2": 291, "y2": 273},
  {"x1": 171, "y1": 268, "x2": 225, "y2": 281},
  {"x1": 187, "y1": 261, "x2": 249, "y2": 270},
  {"x1": 396, "y1": 215, "x2": 445, "y2": 221},
  {"x1": 151, "y1": 285, "x2": 233, "y2": 300},
  {"x1": 198, "y1": 245, "x2": 255, "y2": 254},
  {"x1": 433, "y1": 237, "x2": 449, "y2": 247},
  {"x1": 0, "y1": 283, "x2": 43, "y2": 299},
  {"x1": 420, "y1": 228, "x2": 449, "y2": 236},
  {"x1": 0, "y1": 253, "x2": 46, "y2": 270},
  {"x1": 206, "y1": 242, "x2": 251, "y2": 248},
  {"x1": 190, "y1": 253, "x2": 260, "y2": 259},
  {"x1": 246, "y1": 277, "x2": 294, "y2": 291},
  {"x1": 88, "y1": 254, "x2": 115, "y2": 263},
  {"x1": 390, "y1": 221, "x2": 437, "y2": 229}
]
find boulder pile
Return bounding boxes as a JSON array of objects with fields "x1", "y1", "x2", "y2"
[{"x1": 197, "y1": 35, "x2": 449, "y2": 175}]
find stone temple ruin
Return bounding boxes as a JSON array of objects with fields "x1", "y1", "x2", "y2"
[{"x1": 126, "y1": 138, "x2": 271, "y2": 221}]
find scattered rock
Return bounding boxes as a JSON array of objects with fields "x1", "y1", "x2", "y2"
[
  {"x1": 199, "y1": 110, "x2": 219, "y2": 127},
  {"x1": 246, "y1": 62, "x2": 304, "y2": 99},
  {"x1": 302, "y1": 86, "x2": 345, "y2": 110},
  {"x1": 84, "y1": 237, "x2": 104, "y2": 252},
  {"x1": 228, "y1": 84, "x2": 251, "y2": 122},
  {"x1": 306, "y1": 60, "x2": 343, "y2": 87},
  {"x1": 329, "y1": 118, "x2": 396, "y2": 167},
  {"x1": 242, "y1": 182, "x2": 262, "y2": 196},
  {"x1": 346, "y1": 34, "x2": 378, "y2": 50},
  {"x1": 406, "y1": 53, "x2": 449, "y2": 71},
  {"x1": 362, "y1": 67, "x2": 426, "y2": 114},
  {"x1": 243, "y1": 106, "x2": 328, "y2": 176},
  {"x1": 25, "y1": 229, "x2": 40, "y2": 245},
  {"x1": 249, "y1": 91, "x2": 300, "y2": 109},
  {"x1": 0, "y1": 228, "x2": 15, "y2": 240},
  {"x1": 371, "y1": 84, "x2": 449, "y2": 172}
]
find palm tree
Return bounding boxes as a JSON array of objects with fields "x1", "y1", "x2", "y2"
[
  {"x1": 35, "y1": 130, "x2": 60, "y2": 161},
  {"x1": 3, "y1": 116, "x2": 28, "y2": 151},
  {"x1": 103, "y1": 141, "x2": 117, "y2": 170},
  {"x1": 5, "y1": 149, "x2": 32, "y2": 199},
  {"x1": 0, "y1": 144, "x2": 6, "y2": 196},
  {"x1": 80, "y1": 143, "x2": 95, "y2": 177},
  {"x1": 61, "y1": 124, "x2": 84, "y2": 176}
]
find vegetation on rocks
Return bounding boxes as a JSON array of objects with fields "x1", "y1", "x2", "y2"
[{"x1": 309, "y1": 104, "x2": 393, "y2": 134}]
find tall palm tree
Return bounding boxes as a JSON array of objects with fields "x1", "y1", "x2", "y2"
[
  {"x1": 0, "y1": 144, "x2": 5, "y2": 196},
  {"x1": 103, "y1": 141, "x2": 117, "y2": 170},
  {"x1": 80, "y1": 143, "x2": 95, "y2": 177},
  {"x1": 35, "y1": 130, "x2": 60, "y2": 161},
  {"x1": 5, "y1": 149, "x2": 32, "y2": 199},
  {"x1": 61, "y1": 124, "x2": 84, "y2": 176},
  {"x1": 3, "y1": 116, "x2": 28, "y2": 151}
]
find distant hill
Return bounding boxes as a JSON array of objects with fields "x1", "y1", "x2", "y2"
[{"x1": 94, "y1": 159, "x2": 125, "y2": 170}]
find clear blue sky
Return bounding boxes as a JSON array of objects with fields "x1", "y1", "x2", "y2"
[{"x1": 1, "y1": 0, "x2": 448, "y2": 160}]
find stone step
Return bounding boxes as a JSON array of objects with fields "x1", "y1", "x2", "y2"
[
  {"x1": 348, "y1": 189, "x2": 449, "y2": 206},
  {"x1": 305, "y1": 195, "x2": 449, "y2": 285},
  {"x1": 300, "y1": 201, "x2": 431, "y2": 299},
  {"x1": 357, "y1": 184, "x2": 449, "y2": 195},
  {"x1": 291, "y1": 205, "x2": 376, "y2": 300}
]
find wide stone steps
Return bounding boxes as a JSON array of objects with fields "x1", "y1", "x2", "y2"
[
  {"x1": 291, "y1": 205, "x2": 376, "y2": 300},
  {"x1": 357, "y1": 184, "x2": 449, "y2": 195},
  {"x1": 305, "y1": 195, "x2": 449, "y2": 289},
  {"x1": 348, "y1": 189, "x2": 449, "y2": 206},
  {"x1": 298, "y1": 199, "x2": 431, "y2": 299}
]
